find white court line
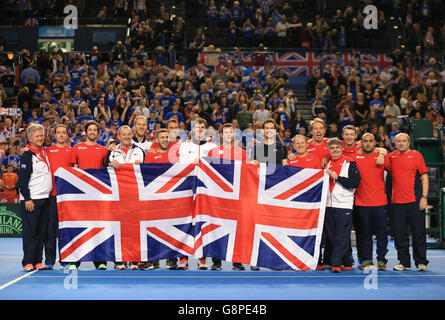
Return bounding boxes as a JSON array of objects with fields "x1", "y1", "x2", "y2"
[{"x1": 0, "y1": 270, "x2": 38, "y2": 291}]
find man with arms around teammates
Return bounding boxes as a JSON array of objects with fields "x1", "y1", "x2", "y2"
[
  {"x1": 341, "y1": 124, "x2": 387, "y2": 266},
  {"x1": 285, "y1": 134, "x2": 321, "y2": 169},
  {"x1": 354, "y1": 133, "x2": 390, "y2": 270}
]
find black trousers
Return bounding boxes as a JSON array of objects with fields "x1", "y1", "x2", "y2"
[
  {"x1": 45, "y1": 196, "x2": 59, "y2": 265},
  {"x1": 21, "y1": 198, "x2": 50, "y2": 267},
  {"x1": 391, "y1": 202, "x2": 429, "y2": 267},
  {"x1": 356, "y1": 205, "x2": 388, "y2": 263},
  {"x1": 324, "y1": 207, "x2": 353, "y2": 268}
]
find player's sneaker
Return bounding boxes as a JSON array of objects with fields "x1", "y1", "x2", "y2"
[
  {"x1": 60, "y1": 263, "x2": 69, "y2": 270},
  {"x1": 166, "y1": 258, "x2": 178, "y2": 270},
  {"x1": 115, "y1": 263, "x2": 126, "y2": 270},
  {"x1": 34, "y1": 263, "x2": 50, "y2": 270},
  {"x1": 129, "y1": 263, "x2": 139, "y2": 270},
  {"x1": 97, "y1": 263, "x2": 107, "y2": 270},
  {"x1": 393, "y1": 264, "x2": 410, "y2": 271},
  {"x1": 23, "y1": 264, "x2": 34, "y2": 272},
  {"x1": 358, "y1": 260, "x2": 374, "y2": 270},
  {"x1": 232, "y1": 263, "x2": 245, "y2": 271},
  {"x1": 177, "y1": 257, "x2": 189, "y2": 270},
  {"x1": 211, "y1": 262, "x2": 222, "y2": 270},
  {"x1": 140, "y1": 262, "x2": 152, "y2": 271},
  {"x1": 68, "y1": 263, "x2": 77, "y2": 271},
  {"x1": 377, "y1": 261, "x2": 387, "y2": 271},
  {"x1": 416, "y1": 264, "x2": 427, "y2": 272},
  {"x1": 197, "y1": 258, "x2": 207, "y2": 270}
]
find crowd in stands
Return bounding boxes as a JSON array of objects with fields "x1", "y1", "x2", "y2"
[
  {"x1": 0, "y1": 0, "x2": 443, "y2": 202},
  {"x1": 202, "y1": 0, "x2": 445, "y2": 52}
]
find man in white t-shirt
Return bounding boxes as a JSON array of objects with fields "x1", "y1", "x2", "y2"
[
  {"x1": 177, "y1": 118, "x2": 217, "y2": 270},
  {"x1": 132, "y1": 115, "x2": 152, "y2": 153}
]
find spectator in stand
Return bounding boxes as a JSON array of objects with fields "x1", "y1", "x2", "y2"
[
  {"x1": 264, "y1": 17, "x2": 277, "y2": 48},
  {"x1": 1, "y1": 144, "x2": 20, "y2": 174},
  {"x1": 189, "y1": 27, "x2": 206, "y2": 50},
  {"x1": 21, "y1": 65, "x2": 40, "y2": 86},
  {"x1": 236, "y1": 103, "x2": 253, "y2": 131},
  {"x1": 354, "y1": 93, "x2": 369, "y2": 126},
  {"x1": 383, "y1": 96, "x2": 401, "y2": 133},
  {"x1": 0, "y1": 164, "x2": 18, "y2": 203},
  {"x1": 231, "y1": 1, "x2": 243, "y2": 26},
  {"x1": 242, "y1": 18, "x2": 256, "y2": 48},
  {"x1": 218, "y1": 2, "x2": 231, "y2": 28},
  {"x1": 207, "y1": 0, "x2": 219, "y2": 29},
  {"x1": 369, "y1": 91, "x2": 385, "y2": 122}
]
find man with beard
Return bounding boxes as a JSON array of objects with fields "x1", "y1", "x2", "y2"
[{"x1": 69, "y1": 121, "x2": 108, "y2": 270}]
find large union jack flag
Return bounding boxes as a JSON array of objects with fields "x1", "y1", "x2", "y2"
[{"x1": 55, "y1": 161, "x2": 328, "y2": 270}]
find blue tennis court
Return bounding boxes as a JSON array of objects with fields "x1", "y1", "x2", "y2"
[{"x1": 0, "y1": 237, "x2": 444, "y2": 300}]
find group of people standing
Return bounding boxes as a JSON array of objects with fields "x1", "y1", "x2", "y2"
[{"x1": 18, "y1": 115, "x2": 429, "y2": 272}]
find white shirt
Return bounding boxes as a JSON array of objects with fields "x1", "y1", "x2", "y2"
[
  {"x1": 178, "y1": 140, "x2": 217, "y2": 164},
  {"x1": 107, "y1": 144, "x2": 144, "y2": 164},
  {"x1": 132, "y1": 137, "x2": 152, "y2": 153}
]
